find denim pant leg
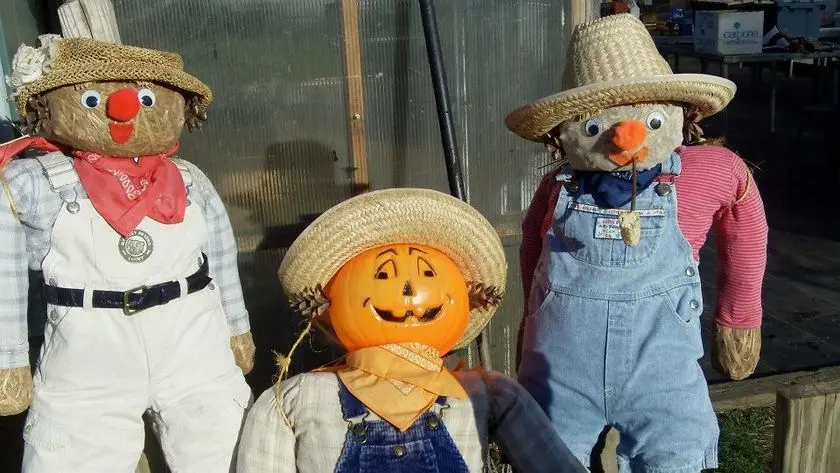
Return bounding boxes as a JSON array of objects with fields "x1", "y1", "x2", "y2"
[
  {"x1": 518, "y1": 287, "x2": 610, "y2": 468},
  {"x1": 611, "y1": 288, "x2": 718, "y2": 473}
]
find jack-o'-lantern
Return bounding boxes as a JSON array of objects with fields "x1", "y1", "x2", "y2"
[{"x1": 326, "y1": 243, "x2": 469, "y2": 354}]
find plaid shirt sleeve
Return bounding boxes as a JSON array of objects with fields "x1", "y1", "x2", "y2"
[
  {"x1": 237, "y1": 378, "x2": 299, "y2": 473},
  {"x1": 483, "y1": 371, "x2": 588, "y2": 473},
  {"x1": 0, "y1": 161, "x2": 37, "y2": 369},
  {"x1": 182, "y1": 161, "x2": 251, "y2": 336}
]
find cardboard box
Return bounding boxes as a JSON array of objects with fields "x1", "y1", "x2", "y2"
[
  {"x1": 694, "y1": 10, "x2": 764, "y2": 55},
  {"x1": 777, "y1": 1, "x2": 825, "y2": 37}
]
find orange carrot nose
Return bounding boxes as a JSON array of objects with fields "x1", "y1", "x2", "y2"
[{"x1": 612, "y1": 120, "x2": 647, "y2": 151}]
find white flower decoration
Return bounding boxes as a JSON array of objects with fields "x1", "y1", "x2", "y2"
[
  {"x1": 4, "y1": 34, "x2": 64, "y2": 93},
  {"x1": 6, "y1": 45, "x2": 46, "y2": 89},
  {"x1": 38, "y1": 34, "x2": 63, "y2": 73}
]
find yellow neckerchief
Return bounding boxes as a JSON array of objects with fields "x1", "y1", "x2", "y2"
[{"x1": 332, "y1": 342, "x2": 467, "y2": 431}]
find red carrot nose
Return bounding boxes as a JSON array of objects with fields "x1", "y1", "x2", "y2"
[
  {"x1": 106, "y1": 88, "x2": 140, "y2": 122},
  {"x1": 612, "y1": 120, "x2": 647, "y2": 151}
]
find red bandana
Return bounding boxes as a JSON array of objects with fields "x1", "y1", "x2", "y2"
[{"x1": 1, "y1": 137, "x2": 186, "y2": 237}]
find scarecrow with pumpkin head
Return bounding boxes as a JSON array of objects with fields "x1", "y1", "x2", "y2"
[
  {"x1": 236, "y1": 188, "x2": 588, "y2": 473},
  {"x1": 507, "y1": 14, "x2": 768, "y2": 473},
  {"x1": 0, "y1": 35, "x2": 253, "y2": 472}
]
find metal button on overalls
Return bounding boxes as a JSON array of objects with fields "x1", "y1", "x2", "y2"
[
  {"x1": 425, "y1": 415, "x2": 440, "y2": 430},
  {"x1": 392, "y1": 445, "x2": 406, "y2": 458}
]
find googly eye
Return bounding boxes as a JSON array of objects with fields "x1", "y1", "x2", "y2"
[
  {"x1": 137, "y1": 88, "x2": 156, "y2": 107},
  {"x1": 583, "y1": 117, "x2": 604, "y2": 137},
  {"x1": 80, "y1": 90, "x2": 101, "y2": 109},
  {"x1": 646, "y1": 111, "x2": 665, "y2": 130}
]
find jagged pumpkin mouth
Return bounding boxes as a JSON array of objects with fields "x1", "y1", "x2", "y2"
[{"x1": 372, "y1": 306, "x2": 443, "y2": 323}]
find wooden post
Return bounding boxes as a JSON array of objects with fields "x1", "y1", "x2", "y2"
[
  {"x1": 773, "y1": 377, "x2": 840, "y2": 473},
  {"x1": 338, "y1": 0, "x2": 369, "y2": 195}
]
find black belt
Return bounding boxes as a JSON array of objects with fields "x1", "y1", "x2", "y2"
[{"x1": 45, "y1": 255, "x2": 212, "y2": 315}]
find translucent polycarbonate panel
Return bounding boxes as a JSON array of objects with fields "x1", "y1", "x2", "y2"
[
  {"x1": 112, "y1": 0, "x2": 575, "y2": 376},
  {"x1": 114, "y1": 0, "x2": 355, "y2": 255}
]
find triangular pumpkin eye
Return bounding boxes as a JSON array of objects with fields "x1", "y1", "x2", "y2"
[
  {"x1": 418, "y1": 257, "x2": 436, "y2": 277},
  {"x1": 374, "y1": 260, "x2": 397, "y2": 280}
]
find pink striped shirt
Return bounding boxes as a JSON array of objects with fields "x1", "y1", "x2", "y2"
[{"x1": 520, "y1": 145, "x2": 768, "y2": 330}]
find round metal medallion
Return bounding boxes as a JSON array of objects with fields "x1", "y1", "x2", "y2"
[{"x1": 118, "y1": 229, "x2": 154, "y2": 263}]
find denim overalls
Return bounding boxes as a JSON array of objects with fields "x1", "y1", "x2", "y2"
[
  {"x1": 518, "y1": 152, "x2": 719, "y2": 473},
  {"x1": 334, "y1": 378, "x2": 470, "y2": 473}
]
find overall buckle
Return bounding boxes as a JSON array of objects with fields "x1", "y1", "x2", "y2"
[{"x1": 123, "y1": 285, "x2": 148, "y2": 316}]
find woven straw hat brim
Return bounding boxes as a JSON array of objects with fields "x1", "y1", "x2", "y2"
[
  {"x1": 278, "y1": 188, "x2": 508, "y2": 350},
  {"x1": 14, "y1": 62, "x2": 212, "y2": 117},
  {"x1": 506, "y1": 73, "x2": 736, "y2": 142}
]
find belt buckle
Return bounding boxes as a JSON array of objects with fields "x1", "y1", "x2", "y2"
[{"x1": 123, "y1": 285, "x2": 148, "y2": 316}]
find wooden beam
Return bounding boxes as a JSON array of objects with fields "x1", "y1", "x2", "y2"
[
  {"x1": 598, "y1": 366, "x2": 840, "y2": 472},
  {"x1": 338, "y1": 0, "x2": 369, "y2": 195},
  {"x1": 569, "y1": 0, "x2": 598, "y2": 28},
  {"x1": 773, "y1": 376, "x2": 840, "y2": 473},
  {"x1": 710, "y1": 366, "x2": 840, "y2": 411}
]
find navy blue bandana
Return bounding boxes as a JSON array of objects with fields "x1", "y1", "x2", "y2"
[{"x1": 576, "y1": 164, "x2": 662, "y2": 208}]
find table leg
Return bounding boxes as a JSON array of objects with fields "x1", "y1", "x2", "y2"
[
  {"x1": 812, "y1": 58, "x2": 821, "y2": 103},
  {"x1": 770, "y1": 61, "x2": 777, "y2": 133},
  {"x1": 721, "y1": 62, "x2": 729, "y2": 79}
]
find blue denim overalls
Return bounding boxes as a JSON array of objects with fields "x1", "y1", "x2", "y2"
[
  {"x1": 334, "y1": 377, "x2": 470, "y2": 473},
  {"x1": 518, "y1": 152, "x2": 719, "y2": 473}
]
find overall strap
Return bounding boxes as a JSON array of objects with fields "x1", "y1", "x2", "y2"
[
  {"x1": 657, "y1": 150, "x2": 682, "y2": 181},
  {"x1": 36, "y1": 152, "x2": 79, "y2": 192},
  {"x1": 336, "y1": 376, "x2": 368, "y2": 421},
  {"x1": 170, "y1": 158, "x2": 194, "y2": 189}
]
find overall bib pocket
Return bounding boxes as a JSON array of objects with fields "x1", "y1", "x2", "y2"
[
  {"x1": 359, "y1": 439, "x2": 439, "y2": 473},
  {"x1": 559, "y1": 202, "x2": 666, "y2": 268},
  {"x1": 527, "y1": 280, "x2": 558, "y2": 323},
  {"x1": 664, "y1": 283, "x2": 704, "y2": 327}
]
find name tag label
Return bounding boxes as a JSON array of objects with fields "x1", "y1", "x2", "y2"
[{"x1": 595, "y1": 217, "x2": 622, "y2": 240}]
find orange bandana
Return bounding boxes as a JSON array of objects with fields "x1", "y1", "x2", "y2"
[{"x1": 335, "y1": 343, "x2": 467, "y2": 431}]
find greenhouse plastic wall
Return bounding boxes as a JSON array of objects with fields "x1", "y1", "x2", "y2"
[{"x1": 112, "y1": 0, "x2": 574, "y2": 383}]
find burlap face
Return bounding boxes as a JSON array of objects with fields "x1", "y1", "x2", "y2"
[
  {"x1": 557, "y1": 103, "x2": 684, "y2": 171},
  {"x1": 42, "y1": 81, "x2": 185, "y2": 156}
]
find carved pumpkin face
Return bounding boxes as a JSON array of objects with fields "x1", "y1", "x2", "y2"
[{"x1": 325, "y1": 244, "x2": 470, "y2": 353}]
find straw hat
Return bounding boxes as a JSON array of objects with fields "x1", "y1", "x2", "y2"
[
  {"x1": 7, "y1": 35, "x2": 212, "y2": 117},
  {"x1": 505, "y1": 14, "x2": 736, "y2": 141},
  {"x1": 278, "y1": 188, "x2": 508, "y2": 350}
]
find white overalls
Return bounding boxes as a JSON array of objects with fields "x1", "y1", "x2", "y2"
[{"x1": 22, "y1": 154, "x2": 252, "y2": 473}]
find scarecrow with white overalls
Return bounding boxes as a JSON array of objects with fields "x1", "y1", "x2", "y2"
[
  {"x1": 0, "y1": 35, "x2": 254, "y2": 472},
  {"x1": 236, "y1": 188, "x2": 588, "y2": 473},
  {"x1": 507, "y1": 15, "x2": 768, "y2": 473}
]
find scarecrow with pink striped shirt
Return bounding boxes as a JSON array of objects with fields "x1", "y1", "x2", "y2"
[{"x1": 507, "y1": 14, "x2": 768, "y2": 473}]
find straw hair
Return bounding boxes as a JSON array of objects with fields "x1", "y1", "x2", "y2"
[
  {"x1": 12, "y1": 37, "x2": 212, "y2": 118},
  {"x1": 505, "y1": 14, "x2": 736, "y2": 141},
  {"x1": 278, "y1": 188, "x2": 507, "y2": 350}
]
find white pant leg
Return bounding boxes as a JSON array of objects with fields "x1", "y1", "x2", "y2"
[
  {"x1": 23, "y1": 305, "x2": 148, "y2": 473},
  {"x1": 144, "y1": 289, "x2": 253, "y2": 473}
]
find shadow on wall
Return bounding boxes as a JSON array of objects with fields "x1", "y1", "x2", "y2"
[
  {"x1": 142, "y1": 139, "x2": 357, "y2": 473},
  {"x1": 227, "y1": 139, "x2": 357, "y2": 397}
]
